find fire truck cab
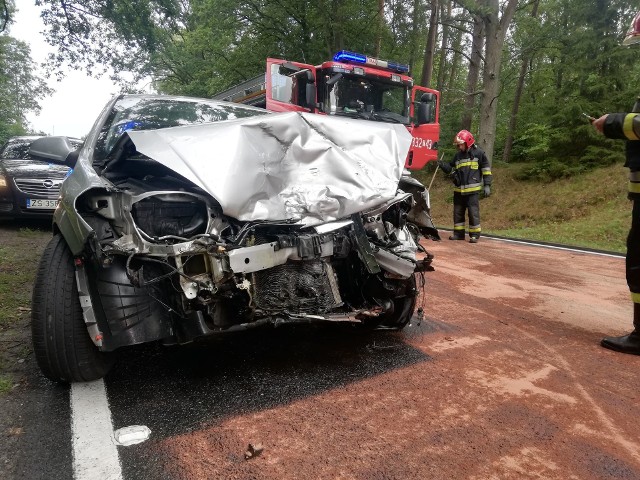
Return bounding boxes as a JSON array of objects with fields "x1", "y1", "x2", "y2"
[
  {"x1": 266, "y1": 51, "x2": 439, "y2": 170},
  {"x1": 212, "y1": 51, "x2": 441, "y2": 240}
]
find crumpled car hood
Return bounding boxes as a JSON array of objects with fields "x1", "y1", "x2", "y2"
[{"x1": 127, "y1": 112, "x2": 411, "y2": 226}]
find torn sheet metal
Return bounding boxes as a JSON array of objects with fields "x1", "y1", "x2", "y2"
[{"x1": 127, "y1": 112, "x2": 411, "y2": 226}]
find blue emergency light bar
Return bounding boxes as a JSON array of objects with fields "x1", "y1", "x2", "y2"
[{"x1": 333, "y1": 50, "x2": 410, "y2": 74}]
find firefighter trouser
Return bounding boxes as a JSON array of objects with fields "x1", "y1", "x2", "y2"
[
  {"x1": 452, "y1": 192, "x2": 481, "y2": 239},
  {"x1": 628, "y1": 198, "x2": 640, "y2": 329}
]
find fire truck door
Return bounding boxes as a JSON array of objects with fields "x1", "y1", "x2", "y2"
[
  {"x1": 408, "y1": 86, "x2": 440, "y2": 169},
  {"x1": 266, "y1": 58, "x2": 317, "y2": 113}
]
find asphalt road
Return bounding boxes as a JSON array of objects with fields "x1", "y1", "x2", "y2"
[{"x1": 3, "y1": 232, "x2": 639, "y2": 479}]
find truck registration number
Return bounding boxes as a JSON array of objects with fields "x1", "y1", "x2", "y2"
[{"x1": 411, "y1": 137, "x2": 434, "y2": 149}]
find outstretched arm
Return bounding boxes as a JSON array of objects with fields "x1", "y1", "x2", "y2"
[
  {"x1": 438, "y1": 157, "x2": 454, "y2": 175},
  {"x1": 593, "y1": 113, "x2": 640, "y2": 140}
]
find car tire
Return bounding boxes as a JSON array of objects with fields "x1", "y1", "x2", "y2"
[
  {"x1": 31, "y1": 234, "x2": 115, "y2": 383},
  {"x1": 375, "y1": 275, "x2": 418, "y2": 330}
]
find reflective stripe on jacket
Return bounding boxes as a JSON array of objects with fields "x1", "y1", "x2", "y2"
[
  {"x1": 445, "y1": 146, "x2": 492, "y2": 195},
  {"x1": 603, "y1": 110, "x2": 640, "y2": 199}
]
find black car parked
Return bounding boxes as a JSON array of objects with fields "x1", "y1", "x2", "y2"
[{"x1": 0, "y1": 136, "x2": 80, "y2": 219}]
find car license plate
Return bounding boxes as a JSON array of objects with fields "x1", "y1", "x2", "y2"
[{"x1": 26, "y1": 199, "x2": 59, "y2": 209}]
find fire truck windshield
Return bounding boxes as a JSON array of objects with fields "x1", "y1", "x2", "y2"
[{"x1": 324, "y1": 75, "x2": 410, "y2": 124}]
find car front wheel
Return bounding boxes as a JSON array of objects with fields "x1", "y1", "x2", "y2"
[{"x1": 31, "y1": 234, "x2": 115, "y2": 382}]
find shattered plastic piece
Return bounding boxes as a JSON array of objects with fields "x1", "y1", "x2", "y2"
[
  {"x1": 113, "y1": 425, "x2": 151, "y2": 446},
  {"x1": 244, "y1": 443, "x2": 264, "y2": 460}
]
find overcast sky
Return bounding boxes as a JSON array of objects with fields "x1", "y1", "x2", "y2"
[{"x1": 11, "y1": 3, "x2": 147, "y2": 138}]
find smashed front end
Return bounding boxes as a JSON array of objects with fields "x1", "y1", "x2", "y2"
[{"x1": 66, "y1": 113, "x2": 435, "y2": 351}]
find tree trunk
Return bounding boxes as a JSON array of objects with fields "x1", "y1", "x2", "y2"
[
  {"x1": 436, "y1": 0, "x2": 451, "y2": 92},
  {"x1": 420, "y1": 0, "x2": 439, "y2": 87},
  {"x1": 408, "y1": 0, "x2": 421, "y2": 73},
  {"x1": 476, "y1": 0, "x2": 519, "y2": 163},
  {"x1": 501, "y1": 58, "x2": 528, "y2": 163},
  {"x1": 502, "y1": 0, "x2": 539, "y2": 163},
  {"x1": 375, "y1": 0, "x2": 385, "y2": 57},
  {"x1": 447, "y1": 23, "x2": 462, "y2": 90},
  {"x1": 325, "y1": 0, "x2": 345, "y2": 54},
  {"x1": 460, "y1": 14, "x2": 484, "y2": 131}
]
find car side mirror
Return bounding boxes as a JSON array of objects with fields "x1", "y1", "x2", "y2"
[
  {"x1": 29, "y1": 136, "x2": 81, "y2": 168},
  {"x1": 417, "y1": 93, "x2": 436, "y2": 125}
]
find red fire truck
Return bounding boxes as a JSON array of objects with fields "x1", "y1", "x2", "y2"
[{"x1": 213, "y1": 51, "x2": 440, "y2": 170}]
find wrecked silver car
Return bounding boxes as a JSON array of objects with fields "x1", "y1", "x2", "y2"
[{"x1": 30, "y1": 94, "x2": 435, "y2": 382}]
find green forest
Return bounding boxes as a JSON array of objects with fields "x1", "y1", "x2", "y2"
[{"x1": 0, "y1": 0, "x2": 638, "y2": 249}]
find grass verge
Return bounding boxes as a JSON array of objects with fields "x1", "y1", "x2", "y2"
[
  {"x1": 0, "y1": 224, "x2": 51, "y2": 395},
  {"x1": 0, "y1": 375, "x2": 11, "y2": 394},
  {"x1": 417, "y1": 161, "x2": 630, "y2": 253}
]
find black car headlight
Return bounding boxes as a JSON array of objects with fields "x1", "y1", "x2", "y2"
[{"x1": 0, "y1": 174, "x2": 7, "y2": 188}]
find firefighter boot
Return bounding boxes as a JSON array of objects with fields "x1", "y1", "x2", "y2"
[{"x1": 600, "y1": 303, "x2": 640, "y2": 355}]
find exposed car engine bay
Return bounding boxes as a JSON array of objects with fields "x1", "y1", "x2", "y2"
[
  {"x1": 28, "y1": 95, "x2": 439, "y2": 383},
  {"x1": 75, "y1": 151, "x2": 432, "y2": 351}
]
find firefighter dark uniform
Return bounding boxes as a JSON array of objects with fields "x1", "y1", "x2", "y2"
[
  {"x1": 439, "y1": 130, "x2": 492, "y2": 243},
  {"x1": 593, "y1": 11, "x2": 640, "y2": 355},
  {"x1": 596, "y1": 109, "x2": 640, "y2": 354}
]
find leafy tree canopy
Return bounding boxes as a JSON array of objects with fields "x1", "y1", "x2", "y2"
[
  {"x1": 0, "y1": 35, "x2": 53, "y2": 144},
  {"x1": 0, "y1": 0, "x2": 14, "y2": 33},
  {"x1": 26, "y1": 1, "x2": 640, "y2": 172}
]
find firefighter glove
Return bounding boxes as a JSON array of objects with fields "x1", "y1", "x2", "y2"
[
  {"x1": 437, "y1": 160, "x2": 451, "y2": 174},
  {"x1": 483, "y1": 185, "x2": 491, "y2": 198}
]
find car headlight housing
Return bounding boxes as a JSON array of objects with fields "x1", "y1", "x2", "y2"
[
  {"x1": 131, "y1": 194, "x2": 209, "y2": 240},
  {"x1": 0, "y1": 175, "x2": 7, "y2": 188}
]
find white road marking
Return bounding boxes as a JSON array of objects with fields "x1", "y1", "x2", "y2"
[
  {"x1": 483, "y1": 236, "x2": 624, "y2": 258},
  {"x1": 71, "y1": 380, "x2": 123, "y2": 480}
]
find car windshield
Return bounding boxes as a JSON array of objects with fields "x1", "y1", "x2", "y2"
[
  {"x1": 1, "y1": 139, "x2": 36, "y2": 159},
  {"x1": 325, "y1": 76, "x2": 409, "y2": 124},
  {"x1": 95, "y1": 96, "x2": 269, "y2": 160}
]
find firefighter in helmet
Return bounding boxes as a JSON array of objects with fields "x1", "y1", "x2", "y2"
[
  {"x1": 438, "y1": 130, "x2": 492, "y2": 243},
  {"x1": 592, "y1": 11, "x2": 640, "y2": 355}
]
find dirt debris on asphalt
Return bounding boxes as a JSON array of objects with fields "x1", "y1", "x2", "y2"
[
  {"x1": 151, "y1": 235, "x2": 640, "y2": 479},
  {"x1": 1, "y1": 222, "x2": 639, "y2": 479}
]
